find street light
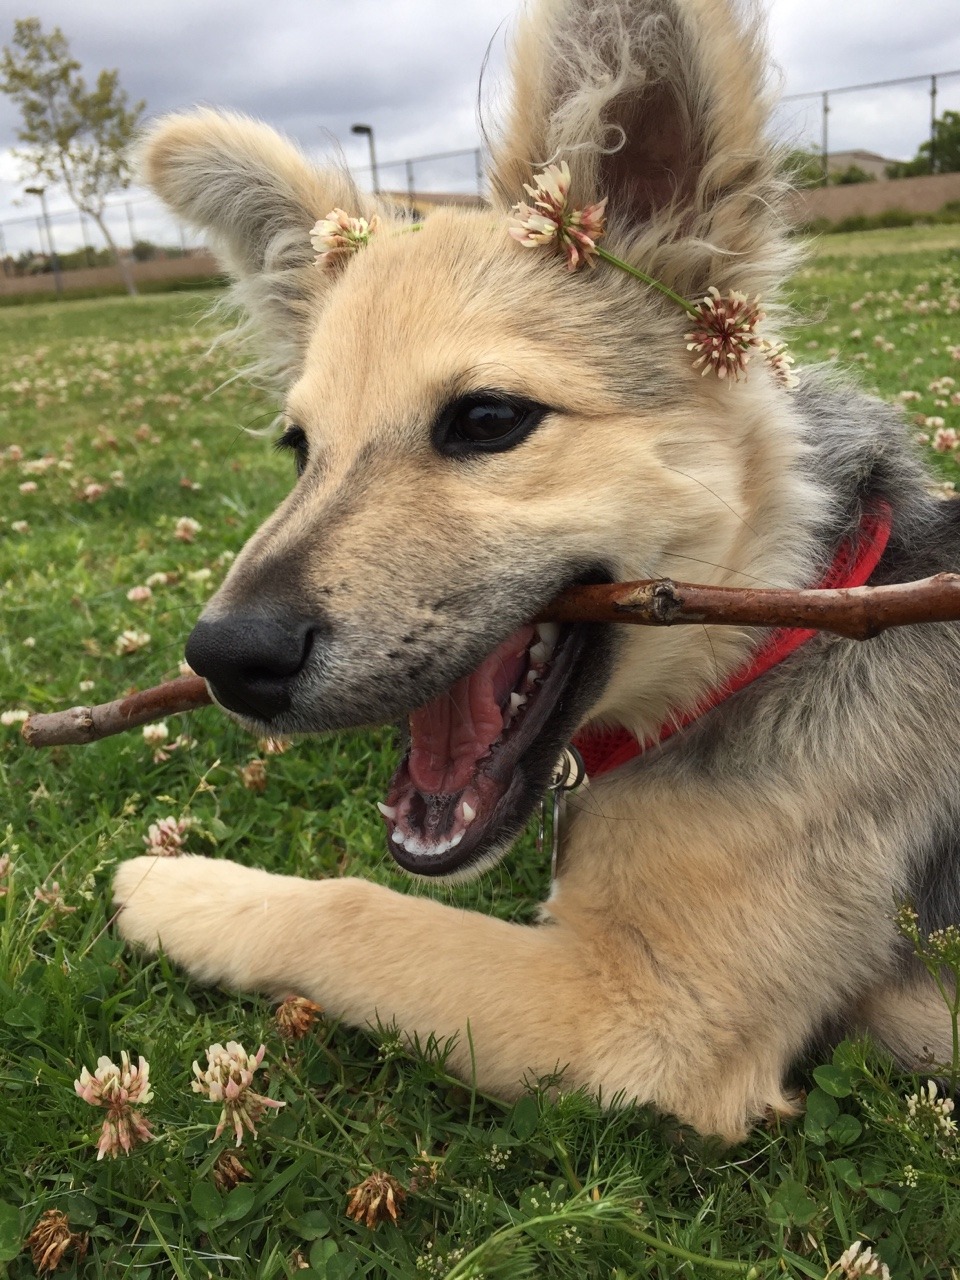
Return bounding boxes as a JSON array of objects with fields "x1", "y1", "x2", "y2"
[
  {"x1": 351, "y1": 123, "x2": 379, "y2": 195},
  {"x1": 25, "y1": 185, "x2": 63, "y2": 301}
]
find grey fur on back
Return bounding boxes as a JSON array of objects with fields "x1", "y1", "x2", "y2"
[{"x1": 653, "y1": 371, "x2": 960, "y2": 999}]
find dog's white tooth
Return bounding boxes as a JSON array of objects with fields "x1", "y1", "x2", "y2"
[
  {"x1": 535, "y1": 623, "x2": 559, "y2": 651},
  {"x1": 462, "y1": 800, "x2": 477, "y2": 824},
  {"x1": 529, "y1": 641, "x2": 549, "y2": 665},
  {"x1": 392, "y1": 830, "x2": 405, "y2": 844},
  {"x1": 525, "y1": 669, "x2": 540, "y2": 687},
  {"x1": 510, "y1": 692, "x2": 527, "y2": 712},
  {"x1": 450, "y1": 832, "x2": 463, "y2": 847},
  {"x1": 377, "y1": 802, "x2": 397, "y2": 821}
]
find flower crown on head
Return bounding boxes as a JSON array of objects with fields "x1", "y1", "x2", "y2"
[{"x1": 308, "y1": 162, "x2": 797, "y2": 389}]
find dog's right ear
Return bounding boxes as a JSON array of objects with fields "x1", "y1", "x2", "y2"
[{"x1": 140, "y1": 109, "x2": 372, "y2": 384}]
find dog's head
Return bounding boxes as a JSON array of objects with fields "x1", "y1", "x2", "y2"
[{"x1": 143, "y1": 0, "x2": 812, "y2": 878}]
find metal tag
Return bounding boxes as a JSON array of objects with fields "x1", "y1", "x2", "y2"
[{"x1": 536, "y1": 745, "x2": 587, "y2": 877}]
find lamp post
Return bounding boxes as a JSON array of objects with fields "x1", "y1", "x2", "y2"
[
  {"x1": 351, "y1": 123, "x2": 379, "y2": 195},
  {"x1": 25, "y1": 185, "x2": 63, "y2": 300}
]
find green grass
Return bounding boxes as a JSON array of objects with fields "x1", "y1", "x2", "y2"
[{"x1": 1, "y1": 225, "x2": 960, "y2": 1279}]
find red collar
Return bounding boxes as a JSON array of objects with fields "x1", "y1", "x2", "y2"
[{"x1": 572, "y1": 501, "x2": 893, "y2": 780}]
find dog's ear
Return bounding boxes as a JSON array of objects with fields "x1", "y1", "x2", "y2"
[
  {"x1": 140, "y1": 109, "x2": 373, "y2": 384},
  {"x1": 489, "y1": 0, "x2": 789, "y2": 298}
]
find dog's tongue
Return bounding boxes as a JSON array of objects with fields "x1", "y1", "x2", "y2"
[{"x1": 408, "y1": 625, "x2": 534, "y2": 794}]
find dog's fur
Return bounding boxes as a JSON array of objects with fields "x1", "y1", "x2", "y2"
[{"x1": 113, "y1": 0, "x2": 960, "y2": 1140}]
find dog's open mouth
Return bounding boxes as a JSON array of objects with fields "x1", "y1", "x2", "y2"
[{"x1": 380, "y1": 621, "x2": 586, "y2": 876}]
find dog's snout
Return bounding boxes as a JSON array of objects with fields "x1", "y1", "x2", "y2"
[{"x1": 185, "y1": 615, "x2": 316, "y2": 721}]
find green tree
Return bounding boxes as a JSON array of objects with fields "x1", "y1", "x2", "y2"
[
  {"x1": 0, "y1": 18, "x2": 145, "y2": 294},
  {"x1": 887, "y1": 110, "x2": 960, "y2": 178},
  {"x1": 785, "y1": 146, "x2": 826, "y2": 189}
]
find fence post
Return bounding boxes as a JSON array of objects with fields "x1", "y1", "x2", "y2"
[
  {"x1": 474, "y1": 148, "x2": 483, "y2": 197},
  {"x1": 406, "y1": 159, "x2": 416, "y2": 205},
  {"x1": 821, "y1": 92, "x2": 830, "y2": 183},
  {"x1": 930, "y1": 74, "x2": 938, "y2": 173}
]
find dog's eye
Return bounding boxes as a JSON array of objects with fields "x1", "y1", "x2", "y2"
[
  {"x1": 434, "y1": 394, "x2": 548, "y2": 456},
  {"x1": 275, "y1": 424, "x2": 309, "y2": 476}
]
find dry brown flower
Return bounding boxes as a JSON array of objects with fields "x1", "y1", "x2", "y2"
[
  {"x1": 211, "y1": 1149, "x2": 252, "y2": 1192},
  {"x1": 686, "y1": 288, "x2": 764, "y2": 382},
  {"x1": 275, "y1": 995, "x2": 324, "y2": 1041},
  {"x1": 345, "y1": 1171, "x2": 406, "y2": 1230},
  {"x1": 26, "y1": 1210, "x2": 88, "y2": 1274},
  {"x1": 240, "y1": 759, "x2": 268, "y2": 792}
]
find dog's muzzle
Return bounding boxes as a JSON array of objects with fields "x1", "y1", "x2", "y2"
[{"x1": 185, "y1": 614, "x2": 317, "y2": 721}]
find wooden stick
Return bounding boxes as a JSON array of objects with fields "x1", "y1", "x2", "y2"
[
  {"x1": 21, "y1": 676, "x2": 211, "y2": 748},
  {"x1": 20, "y1": 572, "x2": 960, "y2": 749},
  {"x1": 538, "y1": 572, "x2": 960, "y2": 641}
]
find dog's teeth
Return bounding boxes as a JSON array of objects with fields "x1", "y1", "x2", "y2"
[
  {"x1": 377, "y1": 802, "x2": 397, "y2": 821},
  {"x1": 525, "y1": 669, "x2": 540, "y2": 687},
  {"x1": 450, "y1": 832, "x2": 463, "y2": 847},
  {"x1": 509, "y1": 692, "x2": 527, "y2": 714},
  {"x1": 529, "y1": 641, "x2": 549, "y2": 666},
  {"x1": 392, "y1": 830, "x2": 405, "y2": 844},
  {"x1": 462, "y1": 800, "x2": 477, "y2": 824},
  {"x1": 535, "y1": 623, "x2": 559, "y2": 652}
]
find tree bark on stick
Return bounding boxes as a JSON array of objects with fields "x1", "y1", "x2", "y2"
[
  {"x1": 537, "y1": 572, "x2": 960, "y2": 640},
  {"x1": 21, "y1": 676, "x2": 210, "y2": 748},
  {"x1": 20, "y1": 572, "x2": 960, "y2": 749}
]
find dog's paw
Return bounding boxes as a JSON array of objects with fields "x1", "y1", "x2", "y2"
[{"x1": 113, "y1": 854, "x2": 289, "y2": 990}]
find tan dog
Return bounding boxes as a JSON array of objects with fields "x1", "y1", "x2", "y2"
[{"x1": 113, "y1": 0, "x2": 960, "y2": 1140}]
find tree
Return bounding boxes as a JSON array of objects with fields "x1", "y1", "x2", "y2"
[
  {"x1": 0, "y1": 19, "x2": 145, "y2": 294},
  {"x1": 784, "y1": 146, "x2": 826, "y2": 189},
  {"x1": 887, "y1": 111, "x2": 960, "y2": 179}
]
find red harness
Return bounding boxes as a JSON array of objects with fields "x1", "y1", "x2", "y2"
[{"x1": 572, "y1": 502, "x2": 894, "y2": 780}]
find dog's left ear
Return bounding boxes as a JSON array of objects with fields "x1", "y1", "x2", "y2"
[{"x1": 489, "y1": 0, "x2": 790, "y2": 299}]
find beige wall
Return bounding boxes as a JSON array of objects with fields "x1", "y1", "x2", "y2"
[
  {"x1": 791, "y1": 172, "x2": 960, "y2": 224},
  {"x1": 0, "y1": 251, "x2": 221, "y2": 298}
]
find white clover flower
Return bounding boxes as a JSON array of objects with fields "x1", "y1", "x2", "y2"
[
  {"x1": 508, "y1": 162, "x2": 607, "y2": 271},
  {"x1": 173, "y1": 516, "x2": 201, "y2": 543},
  {"x1": 143, "y1": 816, "x2": 190, "y2": 856},
  {"x1": 932, "y1": 427, "x2": 959, "y2": 452},
  {"x1": 310, "y1": 208, "x2": 381, "y2": 264},
  {"x1": 115, "y1": 629, "x2": 151, "y2": 655},
  {"x1": 74, "y1": 1051, "x2": 154, "y2": 1160},
  {"x1": 142, "y1": 722, "x2": 169, "y2": 748},
  {"x1": 192, "y1": 1041, "x2": 284, "y2": 1145},
  {"x1": 836, "y1": 1241, "x2": 890, "y2": 1279}
]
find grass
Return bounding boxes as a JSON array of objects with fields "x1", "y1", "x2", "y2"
[{"x1": 1, "y1": 225, "x2": 959, "y2": 1279}]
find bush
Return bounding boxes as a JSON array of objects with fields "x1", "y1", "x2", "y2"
[
  {"x1": 794, "y1": 200, "x2": 960, "y2": 237},
  {"x1": 830, "y1": 165, "x2": 876, "y2": 186}
]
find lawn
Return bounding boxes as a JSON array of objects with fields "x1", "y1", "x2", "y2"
[{"x1": 1, "y1": 226, "x2": 960, "y2": 1280}]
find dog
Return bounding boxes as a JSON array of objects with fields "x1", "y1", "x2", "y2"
[{"x1": 113, "y1": 0, "x2": 960, "y2": 1141}]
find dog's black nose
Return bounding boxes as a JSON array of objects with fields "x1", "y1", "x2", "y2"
[{"x1": 185, "y1": 615, "x2": 315, "y2": 721}]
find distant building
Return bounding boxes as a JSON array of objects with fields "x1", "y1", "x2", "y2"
[{"x1": 826, "y1": 150, "x2": 897, "y2": 180}]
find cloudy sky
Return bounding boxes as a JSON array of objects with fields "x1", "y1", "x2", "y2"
[{"x1": 1, "y1": 0, "x2": 958, "y2": 256}]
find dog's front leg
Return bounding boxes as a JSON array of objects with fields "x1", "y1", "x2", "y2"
[{"x1": 113, "y1": 855, "x2": 592, "y2": 1096}]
